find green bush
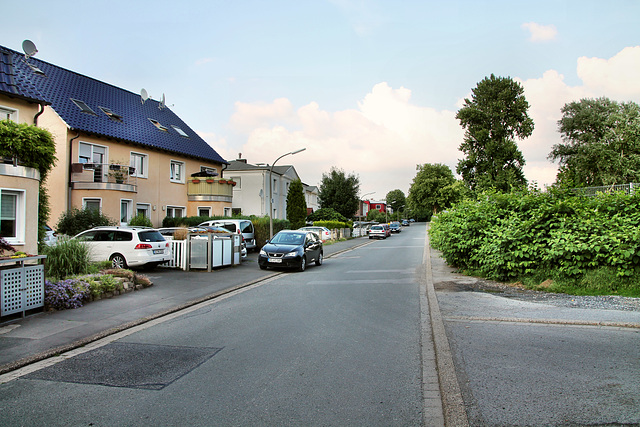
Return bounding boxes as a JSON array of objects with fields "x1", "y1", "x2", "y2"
[
  {"x1": 128, "y1": 214, "x2": 153, "y2": 227},
  {"x1": 41, "y1": 238, "x2": 92, "y2": 279},
  {"x1": 430, "y1": 189, "x2": 640, "y2": 295},
  {"x1": 307, "y1": 208, "x2": 349, "y2": 222},
  {"x1": 56, "y1": 208, "x2": 116, "y2": 236},
  {"x1": 313, "y1": 220, "x2": 352, "y2": 230},
  {"x1": 252, "y1": 216, "x2": 290, "y2": 247}
]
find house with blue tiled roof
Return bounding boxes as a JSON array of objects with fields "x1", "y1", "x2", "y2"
[
  {"x1": 1, "y1": 43, "x2": 231, "y2": 231},
  {"x1": 0, "y1": 45, "x2": 51, "y2": 254}
]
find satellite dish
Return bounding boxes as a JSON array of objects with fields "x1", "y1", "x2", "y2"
[
  {"x1": 159, "y1": 93, "x2": 166, "y2": 110},
  {"x1": 22, "y1": 40, "x2": 38, "y2": 58},
  {"x1": 140, "y1": 88, "x2": 149, "y2": 104}
]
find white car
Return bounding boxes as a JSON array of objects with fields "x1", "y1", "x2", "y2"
[
  {"x1": 368, "y1": 225, "x2": 387, "y2": 239},
  {"x1": 298, "y1": 226, "x2": 331, "y2": 242},
  {"x1": 74, "y1": 226, "x2": 171, "y2": 269}
]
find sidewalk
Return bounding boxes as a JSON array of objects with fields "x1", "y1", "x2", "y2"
[{"x1": 0, "y1": 237, "x2": 371, "y2": 374}]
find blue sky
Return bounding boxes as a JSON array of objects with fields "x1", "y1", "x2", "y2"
[{"x1": 3, "y1": 0, "x2": 640, "y2": 199}]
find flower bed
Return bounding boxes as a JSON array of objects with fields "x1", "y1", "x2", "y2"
[{"x1": 44, "y1": 269, "x2": 153, "y2": 311}]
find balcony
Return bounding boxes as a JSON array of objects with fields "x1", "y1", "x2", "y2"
[
  {"x1": 70, "y1": 163, "x2": 137, "y2": 192},
  {"x1": 187, "y1": 178, "x2": 233, "y2": 203}
]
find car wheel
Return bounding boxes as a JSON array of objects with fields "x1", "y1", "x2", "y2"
[
  {"x1": 259, "y1": 264, "x2": 268, "y2": 270},
  {"x1": 110, "y1": 253, "x2": 127, "y2": 269},
  {"x1": 315, "y1": 252, "x2": 323, "y2": 266},
  {"x1": 298, "y1": 256, "x2": 307, "y2": 272}
]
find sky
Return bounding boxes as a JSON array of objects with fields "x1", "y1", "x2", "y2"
[{"x1": 3, "y1": 0, "x2": 640, "y2": 201}]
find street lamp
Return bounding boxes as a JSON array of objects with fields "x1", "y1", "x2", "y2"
[{"x1": 269, "y1": 148, "x2": 306, "y2": 238}]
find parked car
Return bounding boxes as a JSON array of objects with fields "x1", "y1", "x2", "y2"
[
  {"x1": 389, "y1": 222, "x2": 401, "y2": 233},
  {"x1": 368, "y1": 225, "x2": 387, "y2": 239},
  {"x1": 401, "y1": 219, "x2": 410, "y2": 226},
  {"x1": 73, "y1": 226, "x2": 171, "y2": 269},
  {"x1": 258, "y1": 230, "x2": 323, "y2": 272},
  {"x1": 43, "y1": 224, "x2": 58, "y2": 246},
  {"x1": 298, "y1": 226, "x2": 331, "y2": 242},
  {"x1": 382, "y1": 223, "x2": 391, "y2": 237},
  {"x1": 199, "y1": 219, "x2": 256, "y2": 251}
]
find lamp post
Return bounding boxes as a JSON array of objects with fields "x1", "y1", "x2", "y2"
[
  {"x1": 359, "y1": 192, "x2": 375, "y2": 237},
  {"x1": 269, "y1": 148, "x2": 306, "y2": 238}
]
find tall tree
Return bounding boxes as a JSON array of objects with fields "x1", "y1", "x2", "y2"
[
  {"x1": 407, "y1": 163, "x2": 463, "y2": 218},
  {"x1": 456, "y1": 74, "x2": 533, "y2": 193},
  {"x1": 549, "y1": 97, "x2": 640, "y2": 187},
  {"x1": 385, "y1": 189, "x2": 406, "y2": 219},
  {"x1": 318, "y1": 167, "x2": 360, "y2": 219},
  {"x1": 286, "y1": 179, "x2": 307, "y2": 229}
]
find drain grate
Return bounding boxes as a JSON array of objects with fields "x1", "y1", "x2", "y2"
[{"x1": 24, "y1": 342, "x2": 222, "y2": 390}]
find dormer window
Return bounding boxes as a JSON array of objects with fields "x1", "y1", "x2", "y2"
[
  {"x1": 70, "y1": 98, "x2": 97, "y2": 115},
  {"x1": 171, "y1": 125, "x2": 189, "y2": 137},
  {"x1": 149, "y1": 118, "x2": 168, "y2": 132},
  {"x1": 99, "y1": 106, "x2": 123, "y2": 122}
]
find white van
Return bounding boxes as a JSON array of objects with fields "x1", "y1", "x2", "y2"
[{"x1": 199, "y1": 219, "x2": 256, "y2": 250}]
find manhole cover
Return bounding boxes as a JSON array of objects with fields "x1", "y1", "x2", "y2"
[{"x1": 24, "y1": 342, "x2": 222, "y2": 390}]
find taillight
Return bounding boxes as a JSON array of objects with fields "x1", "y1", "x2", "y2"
[{"x1": 135, "y1": 243, "x2": 153, "y2": 250}]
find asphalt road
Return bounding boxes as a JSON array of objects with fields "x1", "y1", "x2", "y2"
[
  {"x1": 0, "y1": 226, "x2": 435, "y2": 426},
  {"x1": 431, "y1": 243, "x2": 640, "y2": 426}
]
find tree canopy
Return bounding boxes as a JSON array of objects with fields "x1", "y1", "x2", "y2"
[
  {"x1": 318, "y1": 167, "x2": 360, "y2": 219},
  {"x1": 385, "y1": 189, "x2": 406, "y2": 214},
  {"x1": 456, "y1": 74, "x2": 533, "y2": 193},
  {"x1": 549, "y1": 97, "x2": 640, "y2": 187},
  {"x1": 407, "y1": 163, "x2": 462, "y2": 219},
  {"x1": 286, "y1": 179, "x2": 307, "y2": 229}
]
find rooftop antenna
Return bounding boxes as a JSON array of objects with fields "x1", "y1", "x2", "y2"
[
  {"x1": 21, "y1": 40, "x2": 45, "y2": 75},
  {"x1": 159, "y1": 93, "x2": 166, "y2": 110},
  {"x1": 22, "y1": 40, "x2": 38, "y2": 59},
  {"x1": 140, "y1": 88, "x2": 149, "y2": 105}
]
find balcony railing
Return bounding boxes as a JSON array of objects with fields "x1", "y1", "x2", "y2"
[
  {"x1": 187, "y1": 178, "x2": 233, "y2": 202},
  {"x1": 70, "y1": 163, "x2": 137, "y2": 192}
]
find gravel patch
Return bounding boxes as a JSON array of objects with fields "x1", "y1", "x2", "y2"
[{"x1": 468, "y1": 279, "x2": 640, "y2": 312}]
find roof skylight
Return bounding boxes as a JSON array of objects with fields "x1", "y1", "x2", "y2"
[
  {"x1": 171, "y1": 125, "x2": 189, "y2": 137},
  {"x1": 70, "y1": 98, "x2": 97, "y2": 115},
  {"x1": 148, "y1": 118, "x2": 168, "y2": 132},
  {"x1": 99, "y1": 106, "x2": 123, "y2": 122}
]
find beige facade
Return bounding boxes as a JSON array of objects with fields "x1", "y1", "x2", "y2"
[{"x1": 38, "y1": 108, "x2": 230, "y2": 228}]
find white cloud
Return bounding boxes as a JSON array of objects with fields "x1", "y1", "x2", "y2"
[
  {"x1": 522, "y1": 22, "x2": 558, "y2": 42},
  {"x1": 577, "y1": 46, "x2": 640, "y2": 99},
  {"x1": 222, "y1": 46, "x2": 640, "y2": 194}
]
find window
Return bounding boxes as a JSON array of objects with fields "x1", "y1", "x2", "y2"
[
  {"x1": 0, "y1": 106, "x2": 17, "y2": 121},
  {"x1": 198, "y1": 207, "x2": 211, "y2": 217},
  {"x1": 120, "y1": 199, "x2": 133, "y2": 224},
  {"x1": 99, "y1": 106, "x2": 123, "y2": 122},
  {"x1": 130, "y1": 152, "x2": 148, "y2": 178},
  {"x1": 70, "y1": 98, "x2": 97, "y2": 115},
  {"x1": 171, "y1": 125, "x2": 189, "y2": 137},
  {"x1": 149, "y1": 118, "x2": 168, "y2": 132},
  {"x1": 83, "y1": 198, "x2": 102, "y2": 212},
  {"x1": 0, "y1": 190, "x2": 24, "y2": 243},
  {"x1": 137, "y1": 203, "x2": 150, "y2": 218},
  {"x1": 224, "y1": 207, "x2": 232, "y2": 217},
  {"x1": 273, "y1": 178, "x2": 278, "y2": 194},
  {"x1": 166, "y1": 206, "x2": 185, "y2": 218},
  {"x1": 170, "y1": 160, "x2": 185, "y2": 183}
]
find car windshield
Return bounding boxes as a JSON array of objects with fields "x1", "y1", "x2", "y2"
[{"x1": 271, "y1": 233, "x2": 305, "y2": 245}]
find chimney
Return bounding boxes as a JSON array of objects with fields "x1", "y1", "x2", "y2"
[{"x1": 237, "y1": 153, "x2": 247, "y2": 163}]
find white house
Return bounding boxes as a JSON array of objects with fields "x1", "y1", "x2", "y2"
[{"x1": 225, "y1": 156, "x2": 318, "y2": 219}]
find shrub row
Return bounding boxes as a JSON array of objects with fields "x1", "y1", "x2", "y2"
[{"x1": 429, "y1": 189, "x2": 640, "y2": 286}]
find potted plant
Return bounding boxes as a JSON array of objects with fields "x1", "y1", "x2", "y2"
[
  {"x1": 108, "y1": 160, "x2": 127, "y2": 184},
  {"x1": 192, "y1": 178, "x2": 201, "y2": 184},
  {"x1": 219, "y1": 179, "x2": 227, "y2": 184},
  {"x1": 206, "y1": 178, "x2": 215, "y2": 183}
]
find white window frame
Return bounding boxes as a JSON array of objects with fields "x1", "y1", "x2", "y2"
[
  {"x1": 136, "y1": 203, "x2": 151, "y2": 218},
  {"x1": 0, "y1": 105, "x2": 18, "y2": 121},
  {"x1": 166, "y1": 205, "x2": 186, "y2": 218},
  {"x1": 130, "y1": 152, "x2": 148, "y2": 178},
  {"x1": 120, "y1": 199, "x2": 133, "y2": 225},
  {"x1": 198, "y1": 206, "x2": 211, "y2": 217},
  {"x1": 0, "y1": 189, "x2": 25, "y2": 244},
  {"x1": 170, "y1": 160, "x2": 185, "y2": 183},
  {"x1": 82, "y1": 198, "x2": 102, "y2": 212},
  {"x1": 223, "y1": 207, "x2": 232, "y2": 217}
]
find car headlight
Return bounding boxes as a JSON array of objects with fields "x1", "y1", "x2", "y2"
[
  {"x1": 284, "y1": 251, "x2": 299, "y2": 258},
  {"x1": 260, "y1": 249, "x2": 267, "y2": 256}
]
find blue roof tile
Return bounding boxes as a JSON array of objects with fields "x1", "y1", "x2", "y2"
[
  {"x1": 1, "y1": 45, "x2": 227, "y2": 164},
  {"x1": 0, "y1": 47, "x2": 48, "y2": 104}
]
